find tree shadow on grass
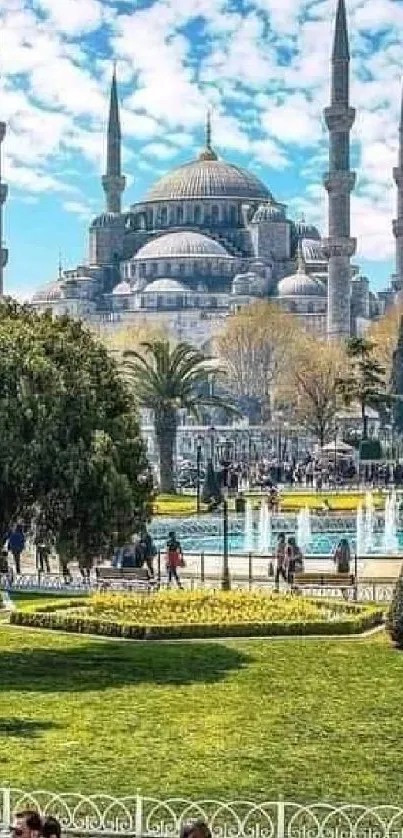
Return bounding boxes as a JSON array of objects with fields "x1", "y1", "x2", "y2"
[
  {"x1": 0, "y1": 718, "x2": 59, "y2": 738},
  {"x1": 0, "y1": 641, "x2": 248, "y2": 693}
]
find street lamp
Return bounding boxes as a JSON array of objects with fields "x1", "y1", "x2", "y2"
[
  {"x1": 208, "y1": 425, "x2": 216, "y2": 466},
  {"x1": 196, "y1": 435, "x2": 203, "y2": 514},
  {"x1": 221, "y1": 486, "x2": 230, "y2": 591}
]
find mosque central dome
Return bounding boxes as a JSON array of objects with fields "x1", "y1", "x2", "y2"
[{"x1": 144, "y1": 156, "x2": 271, "y2": 203}]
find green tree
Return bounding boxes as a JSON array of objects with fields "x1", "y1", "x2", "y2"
[
  {"x1": 391, "y1": 316, "x2": 403, "y2": 434},
  {"x1": 123, "y1": 340, "x2": 232, "y2": 493},
  {"x1": 387, "y1": 572, "x2": 403, "y2": 647},
  {"x1": 337, "y1": 337, "x2": 387, "y2": 439},
  {"x1": 0, "y1": 300, "x2": 152, "y2": 562}
]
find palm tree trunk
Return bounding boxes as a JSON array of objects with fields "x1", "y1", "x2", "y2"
[{"x1": 156, "y1": 409, "x2": 177, "y2": 494}]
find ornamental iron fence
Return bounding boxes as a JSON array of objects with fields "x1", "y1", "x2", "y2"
[{"x1": 1, "y1": 790, "x2": 403, "y2": 838}]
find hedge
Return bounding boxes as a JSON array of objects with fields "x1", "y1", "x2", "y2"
[{"x1": 10, "y1": 608, "x2": 384, "y2": 640}]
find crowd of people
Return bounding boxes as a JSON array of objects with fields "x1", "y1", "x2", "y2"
[{"x1": 11, "y1": 809, "x2": 210, "y2": 838}]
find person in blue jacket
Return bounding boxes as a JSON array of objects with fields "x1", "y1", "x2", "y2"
[{"x1": 7, "y1": 524, "x2": 25, "y2": 575}]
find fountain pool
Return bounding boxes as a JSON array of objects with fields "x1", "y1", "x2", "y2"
[{"x1": 149, "y1": 495, "x2": 403, "y2": 556}]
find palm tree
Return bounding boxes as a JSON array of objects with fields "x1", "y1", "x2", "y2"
[{"x1": 123, "y1": 341, "x2": 232, "y2": 493}]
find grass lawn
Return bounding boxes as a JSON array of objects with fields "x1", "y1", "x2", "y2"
[{"x1": 0, "y1": 625, "x2": 402, "y2": 803}]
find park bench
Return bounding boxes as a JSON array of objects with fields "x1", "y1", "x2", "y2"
[
  {"x1": 96, "y1": 566, "x2": 157, "y2": 593},
  {"x1": 293, "y1": 571, "x2": 356, "y2": 596}
]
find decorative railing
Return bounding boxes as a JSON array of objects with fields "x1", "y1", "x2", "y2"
[{"x1": 1, "y1": 790, "x2": 403, "y2": 838}]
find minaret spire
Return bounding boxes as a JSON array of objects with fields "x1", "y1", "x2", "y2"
[
  {"x1": 393, "y1": 79, "x2": 403, "y2": 298},
  {"x1": 323, "y1": 0, "x2": 356, "y2": 340},
  {"x1": 199, "y1": 107, "x2": 218, "y2": 161},
  {"x1": 102, "y1": 64, "x2": 126, "y2": 214},
  {"x1": 0, "y1": 121, "x2": 8, "y2": 297}
]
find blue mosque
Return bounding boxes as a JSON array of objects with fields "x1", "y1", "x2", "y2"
[{"x1": 1, "y1": 0, "x2": 400, "y2": 345}]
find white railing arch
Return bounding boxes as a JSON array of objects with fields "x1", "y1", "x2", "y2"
[{"x1": 1, "y1": 791, "x2": 403, "y2": 838}]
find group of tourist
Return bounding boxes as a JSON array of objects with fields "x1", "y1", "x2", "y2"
[
  {"x1": 273, "y1": 534, "x2": 351, "y2": 590},
  {"x1": 273, "y1": 534, "x2": 304, "y2": 589},
  {"x1": 11, "y1": 809, "x2": 209, "y2": 838}
]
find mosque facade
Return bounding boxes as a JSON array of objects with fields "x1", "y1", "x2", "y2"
[{"x1": 21, "y1": 0, "x2": 401, "y2": 345}]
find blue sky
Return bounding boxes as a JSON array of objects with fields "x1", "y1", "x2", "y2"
[{"x1": 1, "y1": 0, "x2": 403, "y2": 299}]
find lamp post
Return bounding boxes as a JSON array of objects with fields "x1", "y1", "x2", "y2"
[
  {"x1": 208, "y1": 425, "x2": 216, "y2": 467},
  {"x1": 196, "y1": 435, "x2": 203, "y2": 514},
  {"x1": 222, "y1": 486, "x2": 230, "y2": 591}
]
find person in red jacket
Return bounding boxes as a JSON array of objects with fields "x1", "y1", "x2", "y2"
[{"x1": 165, "y1": 531, "x2": 184, "y2": 588}]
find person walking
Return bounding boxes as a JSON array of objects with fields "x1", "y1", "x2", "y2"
[
  {"x1": 287, "y1": 536, "x2": 304, "y2": 588},
  {"x1": 166, "y1": 531, "x2": 184, "y2": 588},
  {"x1": 7, "y1": 524, "x2": 25, "y2": 576},
  {"x1": 274, "y1": 533, "x2": 287, "y2": 591},
  {"x1": 139, "y1": 527, "x2": 157, "y2": 578}
]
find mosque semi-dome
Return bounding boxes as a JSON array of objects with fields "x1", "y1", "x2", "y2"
[
  {"x1": 252, "y1": 203, "x2": 285, "y2": 223},
  {"x1": 144, "y1": 156, "x2": 271, "y2": 203},
  {"x1": 277, "y1": 267, "x2": 326, "y2": 298},
  {"x1": 294, "y1": 219, "x2": 321, "y2": 241},
  {"x1": 135, "y1": 230, "x2": 231, "y2": 260},
  {"x1": 32, "y1": 280, "x2": 63, "y2": 302},
  {"x1": 90, "y1": 211, "x2": 124, "y2": 229},
  {"x1": 112, "y1": 280, "x2": 132, "y2": 295}
]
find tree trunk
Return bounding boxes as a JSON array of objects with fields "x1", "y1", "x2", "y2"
[
  {"x1": 155, "y1": 410, "x2": 177, "y2": 494},
  {"x1": 361, "y1": 402, "x2": 368, "y2": 440}
]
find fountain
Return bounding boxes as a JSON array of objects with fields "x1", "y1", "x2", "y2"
[
  {"x1": 383, "y1": 490, "x2": 399, "y2": 555},
  {"x1": 258, "y1": 500, "x2": 272, "y2": 554},
  {"x1": 363, "y1": 492, "x2": 375, "y2": 555},
  {"x1": 297, "y1": 507, "x2": 312, "y2": 554},
  {"x1": 356, "y1": 503, "x2": 365, "y2": 557},
  {"x1": 244, "y1": 499, "x2": 255, "y2": 552}
]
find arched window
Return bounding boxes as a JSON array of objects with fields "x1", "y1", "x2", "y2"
[
  {"x1": 230, "y1": 205, "x2": 237, "y2": 226},
  {"x1": 176, "y1": 205, "x2": 183, "y2": 225},
  {"x1": 307, "y1": 302, "x2": 314, "y2": 314},
  {"x1": 165, "y1": 262, "x2": 171, "y2": 276},
  {"x1": 288, "y1": 301, "x2": 296, "y2": 313},
  {"x1": 212, "y1": 205, "x2": 219, "y2": 225},
  {"x1": 179, "y1": 262, "x2": 185, "y2": 275},
  {"x1": 161, "y1": 207, "x2": 168, "y2": 226},
  {"x1": 194, "y1": 205, "x2": 201, "y2": 224},
  {"x1": 151, "y1": 262, "x2": 158, "y2": 275},
  {"x1": 139, "y1": 263, "x2": 146, "y2": 278}
]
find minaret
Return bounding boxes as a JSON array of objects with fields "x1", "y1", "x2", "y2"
[
  {"x1": 0, "y1": 121, "x2": 8, "y2": 296},
  {"x1": 393, "y1": 83, "x2": 403, "y2": 298},
  {"x1": 102, "y1": 66, "x2": 126, "y2": 214},
  {"x1": 199, "y1": 109, "x2": 218, "y2": 161},
  {"x1": 323, "y1": 0, "x2": 356, "y2": 340}
]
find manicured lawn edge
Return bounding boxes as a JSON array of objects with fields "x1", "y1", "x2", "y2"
[{"x1": 10, "y1": 608, "x2": 384, "y2": 640}]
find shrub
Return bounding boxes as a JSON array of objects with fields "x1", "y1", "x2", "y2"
[
  {"x1": 10, "y1": 592, "x2": 384, "y2": 641},
  {"x1": 387, "y1": 574, "x2": 403, "y2": 647}
]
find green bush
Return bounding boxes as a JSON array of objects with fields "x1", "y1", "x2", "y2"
[
  {"x1": 11, "y1": 608, "x2": 384, "y2": 640},
  {"x1": 387, "y1": 574, "x2": 403, "y2": 647}
]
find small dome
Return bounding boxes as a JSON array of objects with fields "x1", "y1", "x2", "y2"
[
  {"x1": 113, "y1": 280, "x2": 132, "y2": 295},
  {"x1": 294, "y1": 218, "x2": 321, "y2": 241},
  {"x1": 302, "y1": 238, "x2": 325, "y2": 262},
  {"x1": 145, "y1": 158, "x2": 271, "y2": 202},
  {"x1": 90, "y1": 212, "x2": 124, "y2": 229},
  {"x1": 232, "y1": 273, "x2": 251, "y2": 295},
  {"x1": 32, "y1": 281, "x2": 63, "y2": 303},
  {"x1": 135, "y1": 231, "x2": 230, "y2": 260},
  {"x1": 277, "y1": 264, "x2": 326, "y2": 298},
  {"x1": 143, "y1": 278, "x2": 187, "y2": 293},
  {"x1": 252, "y1": 203, "x2": 285, "y2": 223}
]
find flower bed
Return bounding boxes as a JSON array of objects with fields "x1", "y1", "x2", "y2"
[{"x1": 10, "y1": 590, "x2": 384, "y2": 640}]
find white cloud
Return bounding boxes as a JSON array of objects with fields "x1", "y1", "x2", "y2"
[{"x1": 34, "y1": 0, "x2": 104, "y2": 35}]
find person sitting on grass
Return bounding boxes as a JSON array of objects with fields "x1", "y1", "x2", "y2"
[
  {"x1": 42, "y1": 817, "x2": 61, "y2": 838},
  {"x1": 166, "y1": 530, "x2": 184, "y2": 588},
  {"x1": 180, "y1": 820, "x2": 212, "y2": 838},
  {"x1": 11, "y1": 811, "x2": 42, "y2": 838}
]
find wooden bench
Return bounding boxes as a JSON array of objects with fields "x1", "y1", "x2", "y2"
[
  {"x1": 96, "y1": 566, "x2": 156, "y2": 592},
  {"x1": 294, "y1": 572, "x2": 356, "y2": 596}
]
